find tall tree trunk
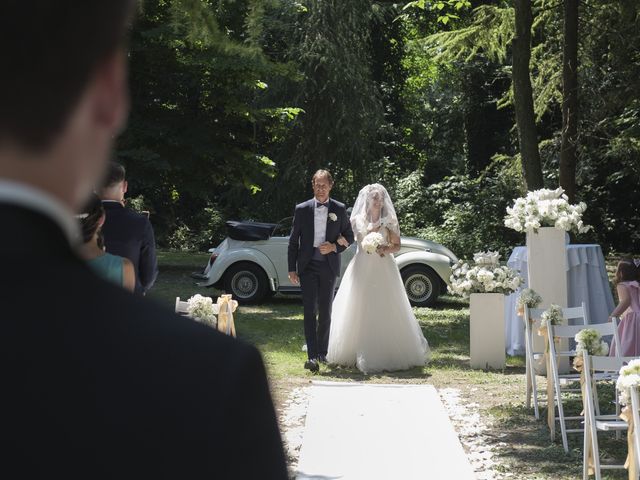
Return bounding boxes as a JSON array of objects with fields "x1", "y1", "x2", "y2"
[
  {"x1": 512, "y1": 0, "x2": 544, "y2": 190},
  {"x1": 559, "y1": 0, "x2": 579, "y2": 202}
]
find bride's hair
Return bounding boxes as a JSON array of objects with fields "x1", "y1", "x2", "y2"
[{"x1": 350, "y1": 184, "x2": 399, "y2": 238}]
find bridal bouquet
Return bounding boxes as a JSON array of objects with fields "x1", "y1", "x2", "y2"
[
  {"x1": 362, "y1": 232, "x2": 385, "y2": 254},
  {"x1": 448, "y1": 251, "x2": 524, "y2": 298},
  {"x1": 616, "y1": 359, "x2": 640, "y2": 406},
  {"x1": 186, "y1": 294, "x2": 217, "y2": 327},
  {"x1": 504, "y1": 187, "x2": 591, "y2": 234}
]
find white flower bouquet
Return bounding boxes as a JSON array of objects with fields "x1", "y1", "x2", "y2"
[
  {"x1": 575, "y1": 329, "x2": 609, "y2": 356},
  {"x1": 448, "y1": 251, "x2": 524, "y2": 298},
  {"x1": 616, "y1": 359, "x2": 640, "y2": 406},
  {"x1": 361, "y1": 232, "x2": 385, "y2": 254},
  {"x1": 504, "y1": 187, "x2": 591, "y2": 234},
  {"x1": 540, "y1": 304, "x2": 564, "y2": 328},
  {"x1": 187, "y1": 294, "x2": 217, "y2": 327}
]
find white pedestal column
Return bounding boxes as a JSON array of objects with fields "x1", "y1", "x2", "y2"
[
  {"x1": 527, "y1": 227, "x2": 569, "y2": 372},
  {"x1": 470, "y1": 293, "x2": 506, "y2": 370}
]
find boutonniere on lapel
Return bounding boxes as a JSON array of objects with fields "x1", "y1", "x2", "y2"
[{"x1": 328, "y1": 213, "x2": 337, "y2": 222}]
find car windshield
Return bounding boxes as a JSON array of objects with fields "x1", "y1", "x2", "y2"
[{"x1": 271, "y1": 217, "x2": 293, "y2": 237}]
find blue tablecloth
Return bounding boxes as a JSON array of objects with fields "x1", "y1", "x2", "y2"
[{"x1": 505, "y1": 244, "x2": 615, "y2": 355}]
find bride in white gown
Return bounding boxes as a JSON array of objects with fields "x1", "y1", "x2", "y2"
[{"x1": 327, "y1": 184, "x2": 430, "y2": 373}]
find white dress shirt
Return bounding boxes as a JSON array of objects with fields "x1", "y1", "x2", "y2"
[
  {"x1": 313, "y1": 198, "x2": 329, "y2": 248},
  {"x1": 0, "y1": 179, "x2": 80, "y2": 246}
]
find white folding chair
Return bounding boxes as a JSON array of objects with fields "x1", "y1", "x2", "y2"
[
  {"x1": 175, "y1": 297, "x2": 190, "y2": 315},
  {"x1": 524, "y1": 306, "x2": 546, "y2": 419},
  {"x1": 582, "y1": 353, "x2": 633, "y2": 480},
  {"x1": 175, "y1": 296, "x2": 221, "y2": 316},
  {"x1": 547, "y1": 321, "x2": 622, "y2": 452},
  {"x1": 630, "y1": 385, "x2": 640, "y2": 475},
  {"x1": 525, "y1": 302, "x2": 590, "y2": 420}
]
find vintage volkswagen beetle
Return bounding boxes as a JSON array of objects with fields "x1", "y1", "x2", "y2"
[{"x1": 196, "y1": 218, "x2": 457, "y2": 307}]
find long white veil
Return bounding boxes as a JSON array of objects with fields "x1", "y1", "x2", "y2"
[{"x1": 350, "y1": 183, "x2": 400, "y2": 239}]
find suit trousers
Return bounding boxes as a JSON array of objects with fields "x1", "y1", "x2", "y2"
[{"x1": 300, "y1": 258, "x2": 337, "y2": 360}]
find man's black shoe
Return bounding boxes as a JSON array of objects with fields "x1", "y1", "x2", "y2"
[
  {"x1": 318, "y1": 355, "x2": 328, "y2": 364},
  {"x1": 304, "y1": 359, "x2": 319, "y2": 373}
]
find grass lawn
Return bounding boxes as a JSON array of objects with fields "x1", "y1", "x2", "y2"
[{"x1": 149, "y1": 250, "x2": 629, "y2": 479}]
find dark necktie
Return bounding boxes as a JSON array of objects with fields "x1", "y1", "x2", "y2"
[{"x1": 316, "y1": 201, "x2": 328, "y2": 208}]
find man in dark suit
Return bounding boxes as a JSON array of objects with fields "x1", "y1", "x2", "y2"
[
  {"x1": 99, "y1": 162, "x2": 158, "y2": 295},
  {"x1": 0, "y1": 2, "x2": 288, "y2": 478},
  {"x1": 288, "y1": 170, "x2": 354, "y2": 372}
]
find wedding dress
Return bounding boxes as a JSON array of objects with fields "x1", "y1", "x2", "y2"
[{"x1": 327, "y1": 184, "x2": 430, "y2": 373}]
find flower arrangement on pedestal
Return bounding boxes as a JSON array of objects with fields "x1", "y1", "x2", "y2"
[
  {"x1": 186, "y1": 294, "x2": 217, "y2": 327},
  {"x1": 448, "y1": 251, "x2": 524, "y2": 298},
  {"x1": 504, "y1": 187, "x2": 591, "y2": 234}
]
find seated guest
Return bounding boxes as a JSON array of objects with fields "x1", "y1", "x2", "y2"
[
  {"x1": 609, "y1": 258, "x2": 640, "y2": 356},
  {"x1": 78, "y1": 194, "x2": 135, "y2": 291}
]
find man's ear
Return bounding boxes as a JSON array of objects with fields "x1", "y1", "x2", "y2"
[
  {"x1": 92, "y1": 50, "x2": 129, "y2": 135},
  {"x1": 123, "y1": 180, "x2": 128, "y2": 195}
]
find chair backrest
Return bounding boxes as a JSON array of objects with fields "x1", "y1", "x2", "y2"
[
  {"x1": 562, "y1": 302, "x2": 589, "y2": 323},
  {"x1": 549, "y1": 321, "x2": 622, "y2": 359},
  {"x1": 175, "y1": 297, "x2": 190, "y2": 315},
  {"x1": 524, "y1": 307, "x2": 546, "y2": 325},
  {"x1": 589, "y1": 354, "x2": 636, "y2": 373}
]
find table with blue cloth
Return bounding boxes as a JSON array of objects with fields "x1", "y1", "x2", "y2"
[{"x1": 505, "y1": 244, "x2": 615, "y2": 356}]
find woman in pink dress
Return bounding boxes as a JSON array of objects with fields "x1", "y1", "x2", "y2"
[{"x1": 609, "y1": 259, "x2": 640, "y2": 356}]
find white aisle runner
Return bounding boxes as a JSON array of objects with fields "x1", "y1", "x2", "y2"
[{"x1": 296, "y1": 382, "x2": 476, "y2": 480}]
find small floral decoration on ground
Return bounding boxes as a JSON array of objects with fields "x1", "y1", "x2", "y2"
[
  {"x1": 517, "y1": 288, "x2": 543, "y2": 310},
  {"x1": 187, "y1": 294, "x2": 217, "y2": 327},
  {"x1": 504, "y1": 187, "x2": 591, "y2": 234},
  {"x1": 361, "y1": 232, "x2": 385, "y2": 254},
  {"x1": 616, "y1": 359, "x2": 640, "y2": 406},
  {"x1": 448, "y1": 251, "x2": 524, "y2": 298}
]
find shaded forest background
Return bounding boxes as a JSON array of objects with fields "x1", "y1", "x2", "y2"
[{"x1": 116, "y1": 0, "x2": 640, "y2": 258}]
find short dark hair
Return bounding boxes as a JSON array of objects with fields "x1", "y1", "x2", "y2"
[
  {"x1": 312, "y1": 169, "x2": 334, "y2": 186},
  {"x1": 103, "y1": 162, "x2": 127, "y2": 189},
  {"x1": 0, "y1": 1, "x2": 135, "y2": 151}
]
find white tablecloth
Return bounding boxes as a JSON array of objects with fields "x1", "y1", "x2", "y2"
[{"x1": 505, "y1": 244, "x2": 615, "y2": 355}]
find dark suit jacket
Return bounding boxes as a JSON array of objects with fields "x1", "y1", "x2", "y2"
[
  {"x1": 101, "y1": 201, "x2": 158, "y2": 294},
  {"x1": 288, "y1": 198, "x2": 354, "y2": 277},
  {"x1": 0, "y1": 204, "x2": 288, "y2": 479}
]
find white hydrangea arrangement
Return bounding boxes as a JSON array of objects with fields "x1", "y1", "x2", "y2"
[
  {"x1": 361, "y1": 232, "x2": 385, "y2": 254},
  {"x1": 575, "y1": 329, "x2": 609, "y2": 356},
  {"x1": 540, "y1": 304, "x2": 564, "y2": 328},
  {"x1": 187, "y1": 294, "x2": 217, "y2": 327},
  {"x1": 504, "y1": 187, "x2": 591, "y2": 234},
  {"x1": 616, "y1": 359, "x2": 640, "y2": 406},
  {"x1": 517, "y1": 288, "x2": 543, "y2": 310},
  {"x1": 448, "y1": 251, "x2": 524, "y2": 298}
]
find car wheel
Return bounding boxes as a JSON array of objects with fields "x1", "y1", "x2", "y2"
[
  {"x1": 224, "y1": 262, "x2": 268, "y2": 304},
  {"x1": 401, "y1": 265, "x2": 441, "y2": 307}
]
